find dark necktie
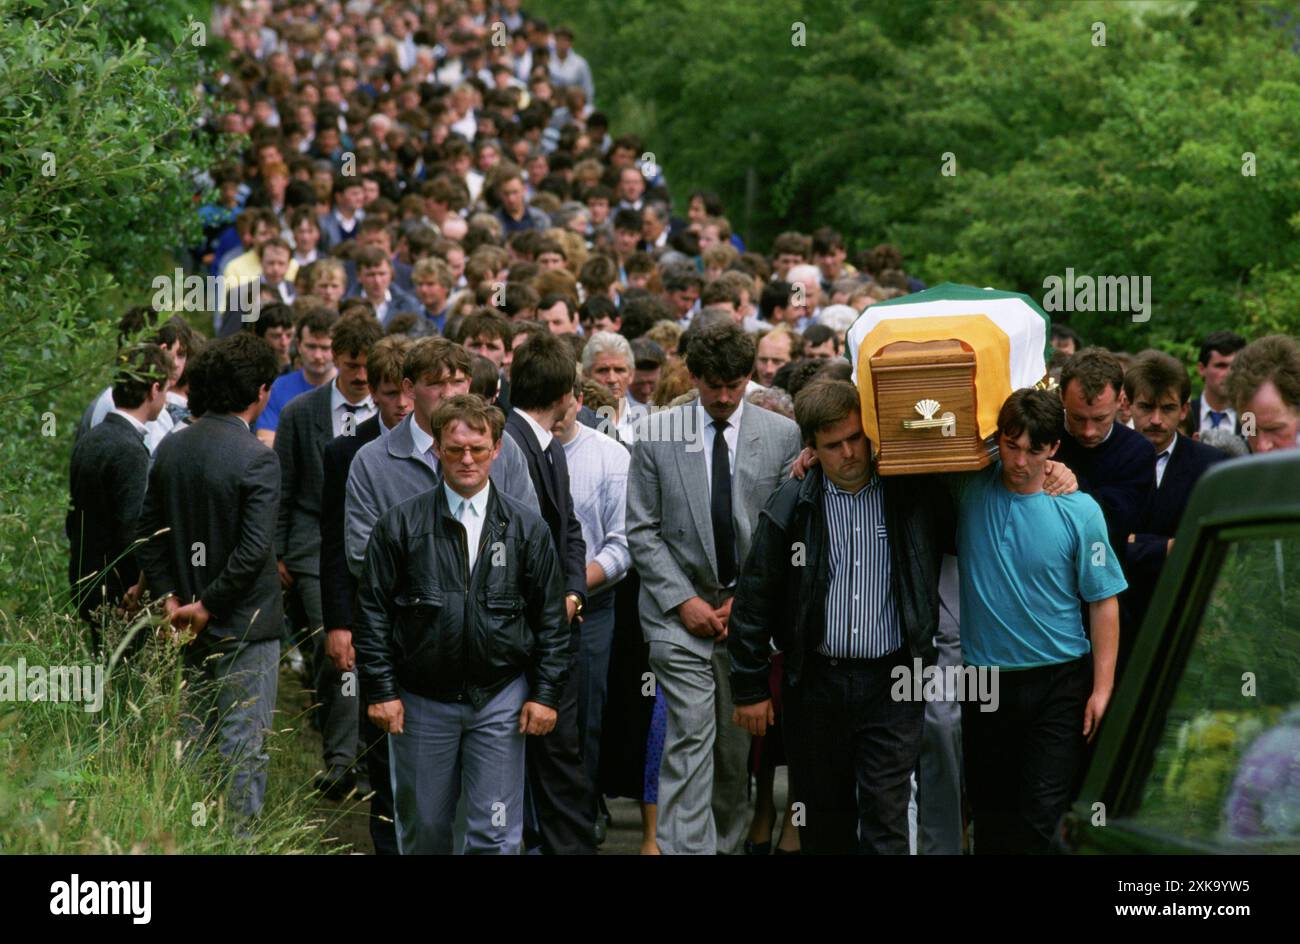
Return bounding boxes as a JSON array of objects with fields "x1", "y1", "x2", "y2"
[
  {"x1": 342, "y1": 403, "x2": 361, "y2": 414},
  {"x1": 710, "y1": 419, "x2": 736, "y2": 586},
  {"x1": 1209, "y1": 410, "x2": 1228, "y2": 429}
]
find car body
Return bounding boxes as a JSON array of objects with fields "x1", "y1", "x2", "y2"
[{"x1": 1066, "y1": 448, "x2": 1300, "y2": 853}]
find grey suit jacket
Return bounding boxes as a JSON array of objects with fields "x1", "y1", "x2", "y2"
[
  {"x1": 274, "y1": 380, "x2": 339, "y2": 575},
  {"x1": 343, "y1": 412, "x2": 541, "y2": 576},
  {"x1": 626, "y1": 402, "x2": 801, "y2": 659}
]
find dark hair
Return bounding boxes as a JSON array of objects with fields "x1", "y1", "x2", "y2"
[
  {"x1": 793, "y1": 380, "x2": 861, "y2": 447},
  {"x1": 404, "y1": 336, "x2": 473, "y2": 384},
  {"x1": 431, "y1": 393, "x2": 505, "y2": 445},
  {"x1": 501, "y1": 282, "x2": 540, "y2": 318},
  {"x1": 458, "y1": 309, "x2": 512, "y2": 345},
  {"x1": 612, "y1": 208, "x2": 642, "y2": 233},
  {"x1": 1060, "y1": 347, "x2": 1124, "y2": 401},
  {"x1": 618, "y1": 294, "x2": 670, "y2": 340},
  {"x1": 802, "y1": 323, "x2": 839, "y2": 352},
  {"x1": 684, "y1": 322, "x2": 755, "y2": 383},
  {"x1": 774, "y1": 357, "x2": 831, "y2": 397},
  {"x1": 332, "y1": 312, "x2": 384, "y2": 358},
  {"x1": 579, "y1": 294, "x2": 617, "y2": 326},
  {"x1": 295, "y1": 304, "x2": 338, "y2": 340},
  {"x1": 1197, "y1": 330, "x2": 1247, "y2": 366},
  {"x1": 252, "y1": 302, "x2": 294, "y2": 336},
  {"x1": 760, "y1": 280, "x2": 794, "y2": 321},
  {"x1": 510, "y1": 332, "x2": 577, "y2": 410},
  {"x1": 700, "y1": 279, "x2": 739, "y2": 308},
  {"x1": 997, "y1": 388, "x2": 1064, "y2": 451},
  {"x1": 188, "y1": 333, "x2": 279, "y2": 417},
  {"x1": 111, "y1": 343, "x2": 172, "y2": 409},
  {"x1": 1050, "y1": 323, "x2": 1084, "y2": 348},
  {"x1": 662, "y1": 266, "x2": 703, "y2": 294},
  {"x1": 1124, "y1": 350, "x2": 1191, "y2": 406},
  {"x1": 469, "y1": 354, "x2": 501, "y2": 401},
  {"x1": 354, "y1": 245, "x2": 391, "y2": 270},
  {"x1": 539, "y1": 293, "x2": 575, "y2": 321}
]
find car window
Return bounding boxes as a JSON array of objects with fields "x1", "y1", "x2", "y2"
[{"x1": 1129, "y1": 532, "x2": 1300, "y2": 847}]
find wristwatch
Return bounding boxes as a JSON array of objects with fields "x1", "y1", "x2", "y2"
[{"x1": 566, "y1": 593, "x2": 584, "y2": 618}]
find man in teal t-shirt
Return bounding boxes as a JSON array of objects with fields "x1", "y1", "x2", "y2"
[{"x1": 954, "y1": 387, "x2": 1126, "y2": 854}]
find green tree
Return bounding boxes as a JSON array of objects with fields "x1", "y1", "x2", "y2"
[{"x1": 0, "y1": 0, "x2": 219, "y2": 617}]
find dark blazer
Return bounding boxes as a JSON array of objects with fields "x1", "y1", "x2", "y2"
[
  {"x1": 136, "y1": 413, "x2": 282, "y2": 641},
  {"x1": 1126, "y1": 433, "x2": 1226, "y2": 621},
  {"x1": 67, "y1": 412, "x2": 151, "y2": 621},
  {"x1": 320, "y1": 413, "x2": 382, "y2": 630},
  {"x1": 504, "y1": 409, "x2": 588, "y2": 601},
  {"x1": 274, "y1": 381, "x2": 338, "y2": 575}
]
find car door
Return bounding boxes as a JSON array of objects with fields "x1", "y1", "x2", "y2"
[{"x1": 1066, "y1": 450, "x2": 1300, "y2": 854}]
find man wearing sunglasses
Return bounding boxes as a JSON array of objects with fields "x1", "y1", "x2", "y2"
[{"x1": 354, "y1": 395, "x2": 569, "y2": 854}]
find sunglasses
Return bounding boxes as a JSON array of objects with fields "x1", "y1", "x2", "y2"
[{"x1": 440, "y1": 444, "x2": 493, "y2": 461}]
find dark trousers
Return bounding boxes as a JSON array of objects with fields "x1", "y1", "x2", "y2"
[
  {"x1": 783, "y1": 649, "x2": 924, "y2": 854},
  {"x1": 523, "y1": 624, "x2": 597, "y2": 854},
  {"x1": 962, "y1": 656, "x2": 1091, "y2": 854}
]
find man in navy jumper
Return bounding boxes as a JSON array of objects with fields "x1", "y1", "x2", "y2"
[{"x1": 1052, "y1": 348, "x2": 1155, "y2": 568}]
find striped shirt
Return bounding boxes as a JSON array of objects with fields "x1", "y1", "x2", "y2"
[{"x1": 818, "y1": 472, "x2": 901, "y2": 659}]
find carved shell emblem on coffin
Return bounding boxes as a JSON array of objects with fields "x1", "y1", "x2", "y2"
[{"x1": 913, "y1": 398, "x2": 942, "y2": 421}]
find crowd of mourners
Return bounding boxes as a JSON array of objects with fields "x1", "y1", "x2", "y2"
[{"x1": 65, "y1": 0, "x2": 1300, "y2": 854}]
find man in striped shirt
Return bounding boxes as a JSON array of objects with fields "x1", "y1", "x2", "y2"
[
  {"x1": 729, "y1": 381, "x2": 937, "y2": 853},
  {"x1": 730, "y1": 381, "x2": 1079, "y2": 853}
]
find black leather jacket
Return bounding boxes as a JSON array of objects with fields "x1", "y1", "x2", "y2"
[
  {"x1": 354, "y1": 483, "x2": 569, "y2": 710},
  {"x1": 728, "y1": 467, "x2": 955, "y2": 706}
]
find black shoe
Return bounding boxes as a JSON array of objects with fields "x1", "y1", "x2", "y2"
[
  {"x1": 744, "y1": 839, "x2": 772, "y2": 855},
  {"x1": 594, "y1": 816, "x2": 607, "y2": 846},
  {"x1": 315, "y1": 764, "x2": 356, "y2": 801}
]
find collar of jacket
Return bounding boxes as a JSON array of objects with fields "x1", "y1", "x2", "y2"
[
  {"x1": 203, "y1": 412, "x2": 253, "y2": 434},
  {"x1": 386, "y1": 412, "x2": 421, "y2": 460},
  {"x1": 434, "y1": 480, "x2": 511, "y2": 533}
]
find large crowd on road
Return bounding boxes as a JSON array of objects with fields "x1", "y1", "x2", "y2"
[{"x1": 65, "y1": 0, "x2": 1300, "y2": 855}]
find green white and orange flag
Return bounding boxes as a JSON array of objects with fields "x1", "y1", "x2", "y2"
[{"x1": 845, "y1": 282, "x2": 1052, "y2": 446}]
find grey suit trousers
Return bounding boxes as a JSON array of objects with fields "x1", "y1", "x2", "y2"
[
  {"x1": 297, "y1": 574, "x2": 361, "y2": 768},
  {"x1": 389, "y1": 675, "x2": 529, "y2": 855},
  {"x1": 648, "y1": 639, "x2": 750, "y2": 854},
  {"x1": 916, "y1": 554, "x2": 965, "y2": 854}
]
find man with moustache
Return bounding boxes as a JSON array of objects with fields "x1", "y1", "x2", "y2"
[
  {"x1": 1123, "y1": 351, "x2": 1227, "y2": 640},
  {"x1": 255, "y1": 305, "x2": 338, "y2": 446}
]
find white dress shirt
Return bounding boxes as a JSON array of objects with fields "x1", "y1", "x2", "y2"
[
  {"x1": 410, "y1": 417, "x2": 438, "y2": 471},
  {"x1": 697, "y1": 398, "x2": 743, "y2": 499},
  {"x1": 445, "y1": 480, "x2": 490, "y2": 571},
  {"x1": 1155, "y1": 433, "x2": 1177, "y2": 489},
  {"x1": 1197, "y1": 397, "x2": 1237, "y2": 437},
  {"x1": 329, "y1": 382, "x2": 376, "y2": 438},
  {"x1": 515, "y1": 408, "x2": 555, "y2": 453}
]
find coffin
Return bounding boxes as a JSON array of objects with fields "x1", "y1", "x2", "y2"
[
  {"x1": 870, "y1": 339, "x2": 993, "y2": 475},
  {"x1": 845, "y1": 283, "x2": 1051, "y2": 476}
]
